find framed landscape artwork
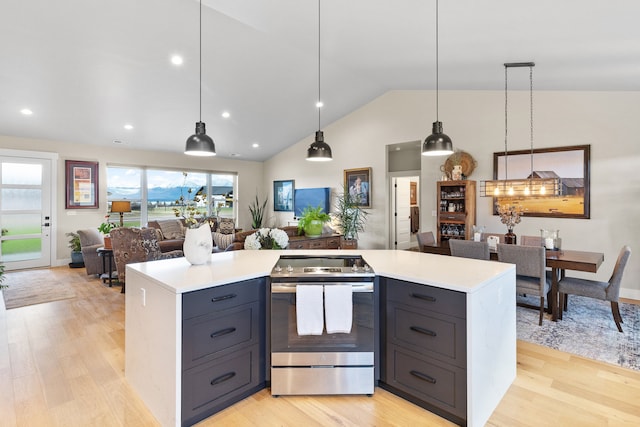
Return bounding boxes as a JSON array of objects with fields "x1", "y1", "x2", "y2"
[
  {"x1": 344, "y1": 167, "x2": 372, "y2": 208},
  {"x1": 65, "y1": 160, "x2": 98, "y2": 209},
  {"x1": 273, "y1": 180, "x2": 294, "y2": 212},
  {"x1": 493, "y1": 144, "x2": 590, "y2": 219}
]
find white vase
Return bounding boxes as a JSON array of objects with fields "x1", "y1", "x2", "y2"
[
  {"x1": 452, "y1": 164, "x2": 463, "y2": 181},
  {"x1": 183, "y1": 223, "x2": 213, "y2": 265}
]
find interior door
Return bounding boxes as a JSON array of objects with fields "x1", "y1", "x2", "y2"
[
  {"x1": 394, "y1": 177, "x2": 412, "y2": 250},
  {"x1": 0, "y1": 155, "x2": 53, "y2": 270}
]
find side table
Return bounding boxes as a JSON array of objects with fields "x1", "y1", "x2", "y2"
[{"x1": 97, "y1": 247, "x2": 120, "y2": 291}]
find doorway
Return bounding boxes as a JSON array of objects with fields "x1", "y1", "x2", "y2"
[
  {"x1": 390, "y1": 175, "x2": 420, "y2": 250},
  {"x1": 0, "y1": 150, "x2": 56, "y2": 270}
]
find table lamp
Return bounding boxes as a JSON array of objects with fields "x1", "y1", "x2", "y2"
[{"x1": 111, "y1": 200, "x2": 131, "y2": 227}]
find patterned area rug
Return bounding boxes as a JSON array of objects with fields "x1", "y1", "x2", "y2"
[
  {"x1": 517, "y1": 295, "x2": 640, "y2": 370},
  {"x1": 1, "y1": 270, "x2": 76, "y2": 309}
]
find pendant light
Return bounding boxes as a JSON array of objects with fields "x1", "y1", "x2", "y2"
[
  {"x1": 480, "y1": 63, "x2": 558, "y2": 197},
  {"x1": 306, "y1": 0, "x2": 332, "y2": 162},
  {"x1": 185, "y1": 0, "x2": 216, "y2": 157},
  {"x1": 422, "y1": 0, "x2": 454, "y2": 157}
]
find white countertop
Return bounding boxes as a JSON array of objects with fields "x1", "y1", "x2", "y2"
[{"x1": 127, "y1": 249, "x2": 514, "y2": 295}]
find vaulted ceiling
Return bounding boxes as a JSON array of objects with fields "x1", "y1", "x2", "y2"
[{"x1": 1, "y1": 0, "x2": 638, "y2": 161}]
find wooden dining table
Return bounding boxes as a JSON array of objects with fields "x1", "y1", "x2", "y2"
[{"x1": 420, "y1": 240, "x2": 605, "y2": 321}]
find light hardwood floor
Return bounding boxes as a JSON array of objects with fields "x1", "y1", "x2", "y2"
[{"x1": 1, "y1": 266, "x2": 639, "y2": 427}]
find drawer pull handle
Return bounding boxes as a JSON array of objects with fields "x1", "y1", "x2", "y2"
[
  {"x1": 410, "y1": 326, "x2": 437, "y2": 337},
  {"x1": 411, "y1": 293, "x2": 436, "y2": 302},
  {"x1": 211, "y1": 293, "x2": 236, "y2": 303},
  {"x1": 210, "y1": 372, "x2": 236, "y2": 386},
  {"x1": 410, "y1": 370, "x2": 437, "y2": 384},
  {"x1": 210, "y1": 327, "x2": 236, "y2": 339}
]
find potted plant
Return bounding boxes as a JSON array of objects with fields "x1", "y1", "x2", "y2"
[
  {"x1": 98, "y1": 219, "x2": 117, "y2": 249},
  {"x1": 66, "y1": 231, "x2": 84, "y2": 265},
  {"x1": 0, "y1": 263, "x2": 7, "y2": 290},
  {"x1": 333, "y1": 186, "x2": 368, "y2": 249},
  {"x1": 248, "y1": 194, "x2": 268, "y2": 229},
  {"x1": 297, "y1": 205, "x2": 331, "y2": 238}
]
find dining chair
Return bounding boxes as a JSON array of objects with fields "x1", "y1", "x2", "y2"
[
  {"x1": 558, "y1": 245, "x2": 631, "y2": 332},
  {"x1": 520, "y1": 235, "x2": 543, "y2": 247},
  {"x1": 416, "y1": 231, "x2": 435, "y2": 251},
  {"x1": 497, "y1": 244, "x2": 550, "y2": 325},
  {"x1": 449, "y1": 239, "x2": 490, "y2": 260}
]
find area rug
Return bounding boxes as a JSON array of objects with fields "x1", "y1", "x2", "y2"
[
  {"x1": 1, "y1": 270, "x2": 76, "y2": 309},
  {"x1": 516, "y1": 295, "x2": 640, "y2": 371}
]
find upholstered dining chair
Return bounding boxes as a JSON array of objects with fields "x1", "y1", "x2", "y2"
[
  {"x1": 558, "y1": 245, "x2": 631, "y2": 332},
  {"x1": 520, "y1": 235, "x2": 543, "y2": 247},
  {"x1": 110, "y1": 227, "x2": 184, "y2": 293},
  {"x1": 497, "y1": 244, "x2": 551, "y2": 325},
  {"x1": 416, "y1": 231, "x2": 435, "y2": 251},
  {"x1": 449, "y1": 239, "x2": 490, "y2": 260}
]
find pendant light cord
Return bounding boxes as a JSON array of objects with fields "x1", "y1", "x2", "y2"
[
  {"x1": 199, "y1": 0, "x2": 203, "y2": 122},
  {"x1": 435, "y1": 0, "x2": 439, "y2": 122},
  {"x1": 317, "y1": 0, "x2": 321, "y2": 131},
  {"x1": 504, "y1": 65, "x2": 508, "y2": 182},
  {"x1": 529, "y1": 65, "x2": 534, "y2": 180}
]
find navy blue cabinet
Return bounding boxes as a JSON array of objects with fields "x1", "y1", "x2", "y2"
[
  {"x1": 181, "y1": 278, "x2": 266, "y2": 427},
  {"x1": 380, "y1": 277, "x2": 467, "y2": 426}
]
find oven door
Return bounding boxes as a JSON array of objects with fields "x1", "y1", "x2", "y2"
[{"x1": 271, "y1": 281, "x2": 374, "y2": 362}]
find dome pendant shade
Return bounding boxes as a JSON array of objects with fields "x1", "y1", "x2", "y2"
[
  {"x1": 422, "y1": 121, "x2": 453, "y2": 156},
  {"x1": 185, "y1": 121, "x2": 216, "y2": 156},
  {"x1": 306, "y1": 130, "x2": 332, "y2": 161}
]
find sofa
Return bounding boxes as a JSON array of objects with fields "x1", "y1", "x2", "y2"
[{"x1": 148, "y1": 217, "x2": 238, "y2": 252}]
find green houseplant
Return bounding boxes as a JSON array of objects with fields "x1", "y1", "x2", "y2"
[
  {"x1": 249, "y1": 194, "x2": 268, "y2": 229},
  {"x1": 66, "y1": 232, "x2": 84, "y2": 265},
  {"x1": 333, "y1": 185, "x2": 368, "y2": 248},
  {"x1": 297, "y1": 205, "x2": 331, "y2": 237}
]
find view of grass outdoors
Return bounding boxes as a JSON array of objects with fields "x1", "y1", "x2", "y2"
[{"x1": 106, "y1": 167, "x2": 236, "y2": 227}]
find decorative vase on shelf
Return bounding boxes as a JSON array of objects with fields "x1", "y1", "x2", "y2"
[
  {"x1": 504, "y1": 228, "x2": 517, "y2": 245},
  {"x1": 183, "y1": 223, "x2": 212, "y2": 265}
]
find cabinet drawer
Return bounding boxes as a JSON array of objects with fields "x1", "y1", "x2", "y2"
[
  {"x1": 388, "y1": 305, "x2": 466, "y2": 367},
  {"x1": 288, "y1": 240, "x2": 309, "y2": 249},
  {"x1": 386, "y1": 345, "x2": 466, "y2": 419},
  {"x1": 182, "y1": 344, "x2": 263, "y2": 426},
  {"x1": 307, "y1": 238, "x2": 327, "y2": 249},
  {"x1": 326, "y1": 236, "x2": 340, "y2": 249},
  {"x1": 183, "y1": 302, "x2": 259, "y2": 369},
  {"x1": 385, "y1": 278, "x2": 465, "y2": 318},
  {"x1": 183, "y1": 278, "x2": 262, "y2": 320}
]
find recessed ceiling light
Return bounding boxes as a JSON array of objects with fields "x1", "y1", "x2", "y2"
[
  {"x1": 221, "y1": 111, "x2": 230, "y2": 119},
  {"x1": 113, "y1": 140, "x2": 124, "y2": 145},
  {"x1": 230, "y1": 153, "x2": 240, "y2": 157},
  {"x1": 252, "y1": 143, "x2": 259, "y2": 148},
  {"x1": 171, "y1": 55, "x2": 183, "y2": 65},
  {"x1": 20, "y1": 108, "x2": 33, "y2": 115},
  {"x1": 316, "y1": 101, "x2": 323, "y2": 108},
  {"x1": 124, "y1": 124, "x2": 134, "y2": 130}
]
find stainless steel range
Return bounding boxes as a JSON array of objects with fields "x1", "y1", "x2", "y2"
[{"x1": 270, "y1": 255, "x2": 375, "y2": 396}]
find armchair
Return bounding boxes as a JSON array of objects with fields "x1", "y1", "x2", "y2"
[
  {"x1": 110, "y1": 227, "x2": 183, "y2": 292},
  {"x1": 77, "y1": 228, "x2": 114, "y2": 276}
]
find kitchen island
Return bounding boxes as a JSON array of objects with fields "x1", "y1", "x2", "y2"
[{"x1": 125, "y1": 249, "x2": 515, "y2": 427}]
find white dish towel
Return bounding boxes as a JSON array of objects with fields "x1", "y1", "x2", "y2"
[
  {"x1": 324, "y1": 285, "x2": 353, "y2": 334},
  {"x1": 296, "y1": 285, "x2": 324, "y2": 335}
]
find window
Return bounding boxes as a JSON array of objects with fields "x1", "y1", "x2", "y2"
[{"x1": 106, "y1": 166, "x2": 237, "y2": 227}]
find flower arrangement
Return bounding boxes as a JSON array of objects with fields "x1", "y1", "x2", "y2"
[
  {"x1": 172, "y1": 172, "x2": 209, "y2": 229},
  {"x1": 244, "y1": 228, "x2": 289, "y2": 250},
  {"x1": 496, "y1": 203, "x2": 523, "y2": 230}
]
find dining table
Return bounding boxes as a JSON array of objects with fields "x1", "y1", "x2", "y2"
[{"x1": 420, "y1": 240, "x2": 605, "y2": 321}]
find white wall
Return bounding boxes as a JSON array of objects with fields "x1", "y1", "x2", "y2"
[
  {"x1": 264, "y1": 90, "x2": 640, "y2": 298},
  {"x1": 0, "y1": 135, "x2": 265, "y2": 266}
]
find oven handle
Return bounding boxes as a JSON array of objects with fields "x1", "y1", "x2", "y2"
[{"x1": 271, "y1": 282, "x2": 373, "y2": 293}]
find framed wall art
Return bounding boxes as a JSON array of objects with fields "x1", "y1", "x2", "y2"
[
  {"x1": 273, "y1": 179, "x2": 294, "y2": 212},
  {"x1": 65, "y1": 160, "x2": 98, "y2": 209},
  {"x1": 493, "y1": 144, "x2": 590, "y2": 219},
  {"x1": 344, "y1": 167, "x2": 372, "y2": 208}
]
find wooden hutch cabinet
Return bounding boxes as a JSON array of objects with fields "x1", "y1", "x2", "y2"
[{"x1": 437, "y1": 180, "x2": 476, "y2": 242}]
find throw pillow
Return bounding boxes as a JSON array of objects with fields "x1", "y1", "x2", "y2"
[
  {"x1": 212, "y1": 232, "x2": 235, "y2": 250},
  {"x1": 217, "y1": 218, "x2": 235, "y2": 235},
  {"x1": 158, "y1": 219, "x2": 185, "y2": 240}
]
